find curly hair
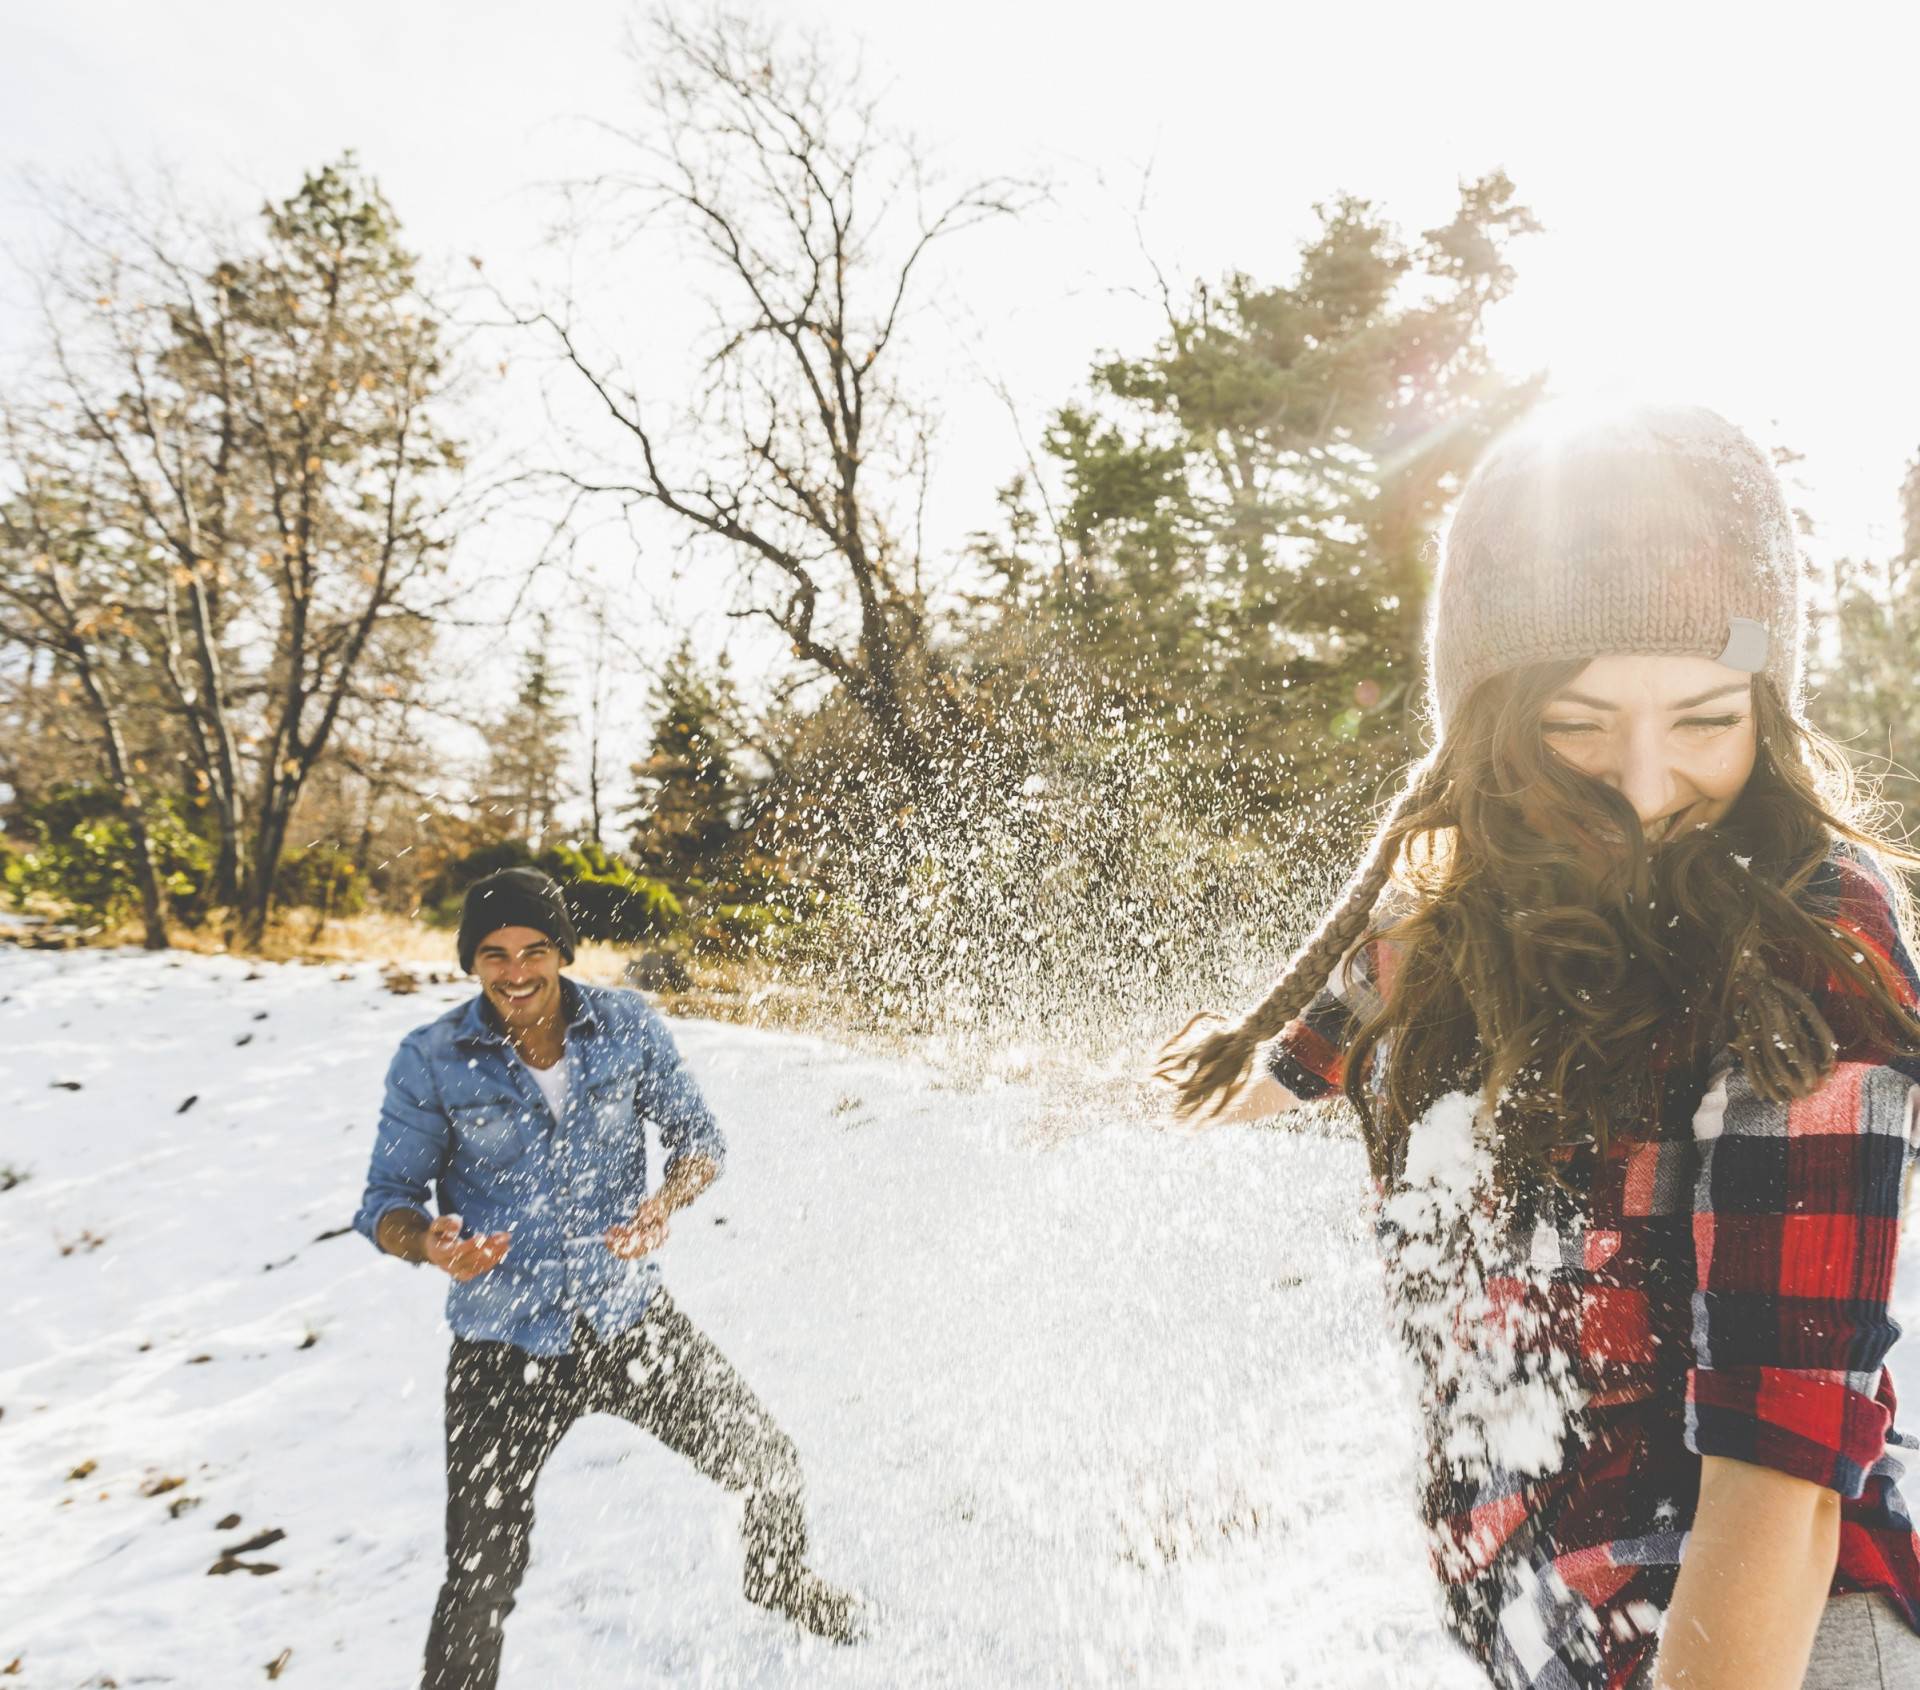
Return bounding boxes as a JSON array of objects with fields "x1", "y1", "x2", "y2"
[{"x1": 1163, "y1": 660, "x2": 1920, "y2": 1195}]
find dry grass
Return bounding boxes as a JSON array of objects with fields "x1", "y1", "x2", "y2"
[
  {"x1": 67, "y1": 907, "x2": 791, "y2": 1009},
  {"x1": 57, "y1": 907, "x2": 635, "y2": 986},
  {"x1": 12, "y1": 906, "x2": 925, "y2": 1052}
]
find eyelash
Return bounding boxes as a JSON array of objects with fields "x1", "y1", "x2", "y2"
[{"x1": 1541, "y1": 715, "x2": 1746, "y2": 737}]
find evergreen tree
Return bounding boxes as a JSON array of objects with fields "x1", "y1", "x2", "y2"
[
  {"x1": 480, "y1": 616, "x2": 570, "y2": 847},
  {"x1": 1813, "y1": 454, "x2": 1920, "y2": 833},
  {"x1": 967, "y1": 174, "x2": 1543, "y2": 831},
  {"x1": 628, "y1": 643, "x2": 750, "y2": 889}
]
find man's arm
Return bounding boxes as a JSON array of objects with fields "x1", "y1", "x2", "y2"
[
  {"x1": 353, "y1": 1036, "x2": 446, "y2": 1257},
  {"x1": 1650, "y1": 1455, "x2": 1839, "y2": 1688},
  {"x1": 633, "y1": 1001, "x2": 728, "y2": 1178},
  {"x1": 379, "y1": 1206, "x2": 512, "y2": 1279},
  {"x1": 606, "y1": 1150, "x2": 720, "y2": 1260},
  {"x1": 655, "y1": 1152, "x2": 719, "y2": 1214},
  {"x1": 377, "y1": 1204, "x2": 436, "y2": 1262},
  {"x1": 606, "y1": 1003, "x2": 726, "y2": 1259},
  {"x1": 354, "y1": 1035, "x2": 509, "y2": 1279}
]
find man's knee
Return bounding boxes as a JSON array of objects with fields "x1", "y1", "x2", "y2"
[{"x1": 444, "y1": 1516, "x2": 535, "y2": 1604}]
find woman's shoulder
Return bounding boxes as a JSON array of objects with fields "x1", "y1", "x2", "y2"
[
  {"x1": 1784, "y1": 838, "x2": 1920, "y2": 1060},
  {"x1": 1798, "y1": 837, "x2": 1914, "y2": 974},
  {"x1": 1327, "y1": 874, "x2": 1421, "y2": 1007}
]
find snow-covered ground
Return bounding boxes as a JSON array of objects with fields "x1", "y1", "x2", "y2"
[{"x1": 5, "y1": 949, "x2": 1913, "y2": 1689}]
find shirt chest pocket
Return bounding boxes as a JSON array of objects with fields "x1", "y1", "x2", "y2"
[
  {"x1": 579, "y1": 1075, "x2": 640, "y2": 1138},
  {"x1": 449, "y1": 1101, "x2": 535, "y2": 1171}
]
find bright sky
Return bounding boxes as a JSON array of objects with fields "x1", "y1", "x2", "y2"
[{"x1": 7, "y1": 0, "x2": 1917, "y2": 785}]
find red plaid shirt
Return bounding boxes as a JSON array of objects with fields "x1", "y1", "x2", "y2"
[{"x1": 1269, "y1": 841, "x2": 1920, "y2": 1690}]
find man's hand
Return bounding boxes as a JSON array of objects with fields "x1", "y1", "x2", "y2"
[
  {"x1": 603, "y1": 1154, "x2": 718, "y2": 1259},
  {"x1": 605, "y1": 1196, "x2": 670, "y2": 1260},
  {"x1": 421, "y1": 1213, "x2": 512, "y2": 1281}
]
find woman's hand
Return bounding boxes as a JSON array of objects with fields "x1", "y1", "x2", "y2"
[{"x1": 1152, "y1": 1014, "x2": 1303, "y2": 1128}]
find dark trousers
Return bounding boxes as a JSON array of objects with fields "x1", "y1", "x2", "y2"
[{"x1": 422, "y1": 1290, "x2": 806, "y2": 1690}]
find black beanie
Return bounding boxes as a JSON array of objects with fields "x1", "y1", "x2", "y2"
[{"x1": 458, "y1": 868, "x2": 578, "y2": 974}]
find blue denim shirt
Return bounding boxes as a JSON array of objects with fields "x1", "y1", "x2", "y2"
[{"x1": 352, "y1": 978, "x2": 726, "y2": 1355}]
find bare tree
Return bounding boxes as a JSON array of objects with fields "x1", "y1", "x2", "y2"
[
  {"x1": 526, "y1": 8, "x2": 1038, "y2": 777},
  {"x1": 21, "y1": 158, "x2": 473, "y2": 942},
  {"x1": 0, "y1": 418, "x2": 171, "y2": 946}
]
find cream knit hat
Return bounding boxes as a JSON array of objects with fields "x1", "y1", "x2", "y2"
[
  {"x1": 1429, "y1": 400, "x2": 1804, "y2": 734},
  {"x1": 1168, "y1": 398, "x2": 1807, "y2": 1114}
]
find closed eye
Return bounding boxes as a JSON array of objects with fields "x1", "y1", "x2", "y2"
[{"x1": 1542, "y1": 715, "x2": 1745, "y2": 737}]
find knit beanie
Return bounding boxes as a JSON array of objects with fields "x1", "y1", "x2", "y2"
[
  {"x1": 1168, "y1": 398, "x2": 1808, "y2": 1113},
  {"x1": 457, "y1": 867, "x2": 578, "y2": 974},
  {"x1": 1429, "y1": 400, "x2": 1804, "y2": 735}
]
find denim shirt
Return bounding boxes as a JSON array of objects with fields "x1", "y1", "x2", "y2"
[{"x1": 352, "y1": 978, "x2": 726, "y2": 1355}]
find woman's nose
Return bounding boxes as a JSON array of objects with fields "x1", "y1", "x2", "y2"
[{"x1": 1611, "y1": 743, "x2": 1681, "y2": 824}]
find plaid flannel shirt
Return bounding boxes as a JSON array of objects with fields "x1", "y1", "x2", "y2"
[{"x1": 1269, "y1": 841, "x2": 1920, "y2": 1690}]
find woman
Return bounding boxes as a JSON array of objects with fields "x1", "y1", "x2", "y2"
[{"x1": 1159, "y1": 401, "x2": 1920, "y2": 1690}]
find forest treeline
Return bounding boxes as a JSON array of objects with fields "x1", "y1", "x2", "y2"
[{"x1": 4, "y1": 11, "x2": 1916, "y2": 1040}]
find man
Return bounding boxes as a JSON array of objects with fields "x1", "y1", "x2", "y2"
[{"x1": 354, "y1": 867, "x2": 863, "y2": 1689}]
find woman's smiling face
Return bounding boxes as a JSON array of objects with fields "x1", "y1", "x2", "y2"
[{"x1": 1538, "y1": 653, "x2": 1758, "y2": 846}]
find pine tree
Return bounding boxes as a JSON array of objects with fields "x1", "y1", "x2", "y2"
[
  {"x1": 480, "y1": 616, "x2": 570, "y2": 847},
  {"x1": 1813, "y1": 455, "x2": 1920, "y2": 833},
  {"x1": 966, "y1": 174, "x2": 1542, "y2": 833},
  {"x1": 628, "y1": 643, "x2": 750, "y2": 888}
]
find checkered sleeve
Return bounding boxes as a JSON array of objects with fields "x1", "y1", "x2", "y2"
[
  {"x1": 1265, "y1": 913, "x2": 1392, "y2": 1101},
  {"x1": 1684, "y1": 846, "x2": 1920, "y2": 1497}
]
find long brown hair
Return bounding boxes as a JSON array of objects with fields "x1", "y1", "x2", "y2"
[{"x1": 1165, "y1": 662, "x2": 1920, "y2": 1194}]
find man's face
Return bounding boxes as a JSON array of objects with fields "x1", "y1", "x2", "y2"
[{"x1": 472, "y1": 926, "x2": 564, "y2": 1032}]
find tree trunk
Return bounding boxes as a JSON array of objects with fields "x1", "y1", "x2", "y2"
[
  {"x1": 242, "y1": 787, "x2": 295, "y2": 948},
  {"x1": 124, "y1": 806, "x2": 170, "y2": 951},
  {"x1": 72, "y1": 663, "x2": 169, "y2": 950},
  {"x1": 308, "y1": 867, "x2": 335, "y2": 944}
]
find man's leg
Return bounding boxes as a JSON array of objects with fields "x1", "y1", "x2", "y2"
[
  {"x1": 422, "y1": 1339, "x2": 579, "y2": 1690},
  {"x1": 584, "y1": 1290, "x2": 855, "y2": 1635}
]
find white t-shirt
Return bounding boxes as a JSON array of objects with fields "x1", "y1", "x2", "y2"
[{"x1": 516, "y1": 1047, "x2": 571, "y2": 1123}]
